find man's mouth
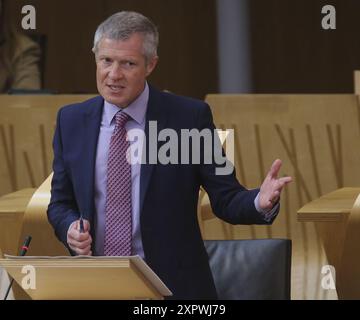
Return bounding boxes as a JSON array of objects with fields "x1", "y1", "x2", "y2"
[{"x1": 107, "y1": 85, "x2": 125, "y2": 93}]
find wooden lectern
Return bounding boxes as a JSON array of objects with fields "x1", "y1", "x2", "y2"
[
  {"x1": 0, "y1": 174, "x2": 172, "y2": 300},
  {"x1": 0, "y1": 255, "x2": 172, "y2": 300},
  {"x1": 298, "y1": 188, "x2": 360, "y2": 299}
]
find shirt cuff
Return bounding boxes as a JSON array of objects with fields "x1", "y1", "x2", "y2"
[{"x1": 254, "y1": 192, "x2": 280, "y2": 222}]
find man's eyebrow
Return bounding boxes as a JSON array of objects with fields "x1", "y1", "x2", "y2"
[{"x1": 97, "y1": 54, "x2": 113, "y2": 61}]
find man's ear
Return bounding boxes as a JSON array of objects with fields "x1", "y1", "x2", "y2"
[{"x1": 146, "y1": 55, "x2": 159, "y2": 77}]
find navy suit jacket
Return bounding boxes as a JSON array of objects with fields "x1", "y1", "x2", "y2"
[{"x1": 48, "y1": 86, "x2": 276, "y2": 299}]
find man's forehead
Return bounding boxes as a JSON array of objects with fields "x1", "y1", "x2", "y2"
[
  {"x1": 98, "y1": 36, "x2": 143, "y2": 53},
  {"x1": 95, "y1": 40, "x2": 148, "y2": 65},
  {"x1": 100, "y1": 34, "x2": 144, "y2": 46}
]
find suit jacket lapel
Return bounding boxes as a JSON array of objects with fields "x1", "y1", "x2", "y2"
[
  {"x1": 82, "y1": 96, "x2": 104, "y2": 223},
  {"x1": 140, "y1": 87, "x2": 168, "y2": 215}
]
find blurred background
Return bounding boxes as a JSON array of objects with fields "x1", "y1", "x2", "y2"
[{"x1": 6, "y1": 0, "x2": 360, "y2": 98}]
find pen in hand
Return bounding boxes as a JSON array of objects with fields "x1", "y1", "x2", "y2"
[{"x1": 79, "y1": 216, "x2": 84, "y2": 233}]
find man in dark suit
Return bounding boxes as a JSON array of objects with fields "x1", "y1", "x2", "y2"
[{"x1": 47, "y1": 11, "x2": 292, "y2": 299}]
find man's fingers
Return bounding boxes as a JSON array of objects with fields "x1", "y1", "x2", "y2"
[
  {"x1": 68, "y1": 229, "x2": 91, "y2": 242},
  {"x1": 279, "y1": 176, "x2": 292, "y2": 185},
  {"x1": 68, "y1": 239, "x2": 91, "y2": 251},
  {"x1": 68, "y1": 230, "x2": 87, "y2": 242},
  {"x1": 76, "y1": 246, "x2": 92, "y2": 256},
  {"x1": 68, "y1": 235, "x2": 92, "y2": 250},
  {"x1": 260, "y1": 161, "x2": 292, "y2": 210},
  {"x1": 70, "y1": 218, "x2": 91, "y2": 233},
  {"x1": 68, "y1": 239, "x2": 92, "y2": 255},
  {"x1": 273, "y1": 177, "x2": 293, "y2": 192},
  {"x1": 268, "y1": 159, "x2": 282, "y2": 179},
  {"x1": 68, "y1": 235, "x2": 92, "y2": 249},
  {"x1": 69, "y1": 244, "x2": 92, "y2": 256},
  {"x1": 67, "y1": 219, "x2": 93, "y2": 256}
]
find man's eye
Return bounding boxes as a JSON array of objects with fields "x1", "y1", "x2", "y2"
[
  {"x1": 102, "y1": 58, "x2": 112, "y2": 64},
  {"x1": 123, "y1": 61, "x2": 135, "y2": 67}
]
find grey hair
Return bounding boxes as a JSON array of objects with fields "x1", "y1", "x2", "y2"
[{"x1": 92, "y1": 11, "x2": 159, "y2": 62}]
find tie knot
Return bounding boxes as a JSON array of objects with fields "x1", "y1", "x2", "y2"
[{"x1": 115, "y1": 111, "x2": 130, "y2": 128}]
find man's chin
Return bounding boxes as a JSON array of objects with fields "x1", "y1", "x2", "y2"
[{"x1": 103, "y1": 95, "x2": 129, "y2": 108}]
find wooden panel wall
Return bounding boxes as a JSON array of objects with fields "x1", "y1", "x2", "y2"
[
  {"x1": 249, "y1": 0, "x2": 360, "y2": 93},
  {"x1": 7, "y1": 0, "x2": 218, "y2": 99},
  {"x1": 8, "y1": 0, "x2": 360, "y2": 95}
]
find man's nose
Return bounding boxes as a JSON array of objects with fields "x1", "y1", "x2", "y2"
[{"x1": 108, "y1": 63, "x2": 124, "y2": 80}]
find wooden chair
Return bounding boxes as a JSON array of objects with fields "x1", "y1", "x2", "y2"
[
  {"x1": 0, "y1": 94, "x2": 95, "y2": 198},
  {"x1": 298, "y1": 187, "x2": 360, "y2": 299},
  {"x1": 18, "y1": 173, "x2": 68, "y2": 257}
]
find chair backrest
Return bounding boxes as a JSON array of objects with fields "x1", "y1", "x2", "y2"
[
  {"x1": 0, "y1": 94, "x2": 95, "y2": 197},
  {"x1": 19, "y1": 173, "x2": 68, "y2": 256},
  {"x1": 204, "y1": 239, "x2": 292, "y2": 300}
]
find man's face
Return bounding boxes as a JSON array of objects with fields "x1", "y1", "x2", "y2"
[{"x1": 95, "y1": 33, "x2": 158, "y2": 108}]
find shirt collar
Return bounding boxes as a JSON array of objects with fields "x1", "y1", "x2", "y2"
[{"x1": 103, "y1": 82, "x2": 149, "y2": 126}]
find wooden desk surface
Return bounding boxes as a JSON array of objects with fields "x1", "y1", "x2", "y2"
[{"x1": 297, "y1": 188, "x2": 360, "y2": 222}]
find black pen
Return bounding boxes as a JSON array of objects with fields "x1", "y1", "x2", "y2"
[{"x1": 79, "y1": 216, "x2": 84, "y2": 233}]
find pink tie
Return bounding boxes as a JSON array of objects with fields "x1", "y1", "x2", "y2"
[{"x1": 104, "y1": 111, "x2": 132, "y2": 256}]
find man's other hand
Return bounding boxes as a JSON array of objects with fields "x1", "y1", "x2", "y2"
[
  {"x1": 259, "y1": 159, "x2": 292, "y2": 210},
  {"x1": 67, "y1": 219, "x2": 92, "y2": 255}
]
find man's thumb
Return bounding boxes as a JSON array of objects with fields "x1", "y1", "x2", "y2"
[{"x1": 83, "y1": 219, "x2": 91, "y2": 232}]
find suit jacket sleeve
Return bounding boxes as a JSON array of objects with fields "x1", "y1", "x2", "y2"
[
  {"x1": 47, "y1": 108, "x2": 80, "y2": 251},
  {"x1": 198, "y1": 103, "x2": 277, "y2": 225}
]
